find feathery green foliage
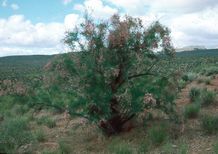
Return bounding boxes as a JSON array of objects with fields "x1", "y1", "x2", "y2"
[{"x1": 59, "y1": 14, "x2": 176, "y2": 135}]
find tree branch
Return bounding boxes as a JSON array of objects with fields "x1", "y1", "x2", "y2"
[
  {"x1": 128, "y1": 72, "x2": 156, "y2": 80},
  {"x1": 128, "y1": 60, "x2": 159, "y2": 80},
  {"x1": 69, "y1": 111, "x2": 90, "y2": 120},
  {"x1": 32, "y1": 102, "x2": 65, "y2": 112}
]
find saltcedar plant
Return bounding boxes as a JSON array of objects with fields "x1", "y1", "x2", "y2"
[{"x1": 59, "y1": 14, "x2": 175, "y2": 135}]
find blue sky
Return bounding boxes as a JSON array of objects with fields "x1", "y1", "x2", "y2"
[
  {"x1": 0, "y1": 0, "x2": 82, "y2": 23},
  {"x1": 0, "y1": 0, "x2": 218, "y2": 56}
]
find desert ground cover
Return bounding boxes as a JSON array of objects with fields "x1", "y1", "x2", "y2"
[{"x1": 1, "y1": 51, "x2": 218, "y2": 153}]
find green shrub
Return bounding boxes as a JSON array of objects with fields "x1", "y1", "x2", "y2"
[
  {"x1": 213, "y1": 142, "x2": 218, "y2": 154},
  {"x1": 182, "y1": 73, "x2": 198, "y2": 82},
  {"x1": 197, "y1": 76, "x2": 211, "y2": 85},
  {"x1": 42, "y1": 149, "x2": 59, "y2": 154},
  {"x1": 197, "y1": 77, "x2": 204, "y2": 84},
  {"x1": 204, "y1": 67, "x2": 218, "y2": 76},
  {"x1": 200, "y1": 89, "x2": 216, "y2": 106},
  {"x1": 201, "y1": 115, "x2": 218, "y2": 134},
  {"x1": 36, "y1": 116, "x2": 56, "y2": 128},
  {"x1": 205, "y1": 78, "x2": 211, "y2": 85},
  {"x1": 108, "y1": 141, "x2": 133, "y2": 154},
  {"x1": 13, "y1": 104, "x2": 29, "y2": 115},
  {"x1": 178, "y1": 143, "x2": 188, "y2": 154},
  {"x1": 160, "y1": 142, "x2": 188, "y2": 154},
  {"x1": 34, "y1": 129, "x2": 46, "y2": 142},
  {"x1": 138, "y1": 141, "x2": 150, "y2": 154},
  {"x1": 147, "y1": 123, "x2": 168, "y2": 145},
  {"x1": 161, "y1": 143, "x2": 174, "y2": 154},
  {"x1": 58, "y1": 139, "x2": 72, "y2": 154},
  {"x1": 0, "y1": 95, "x2": 15, "y2": 115},
  {"x1": 178, "y1": 79, "x2": 187, "y2": 90},
  {"x1": 184, "y1": 104, "x2": 200, "y2": 119},
  {"x1": 0, "y1": 117, "x2": 34, "y2": 153},
  {"x1": 189, "y1": 87, "x2": 201, "y2": 102}
]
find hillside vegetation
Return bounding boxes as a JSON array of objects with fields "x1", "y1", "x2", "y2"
[
  {"x1": 1, "y1": 38, "x2": 218, "y2": 153},
  {"x1": 0, "y1": 55, "x2": 53, "y2": 80}
]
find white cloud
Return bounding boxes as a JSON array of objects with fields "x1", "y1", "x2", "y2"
[
  {"x1": 1, "y1": 0, "x2": 7, "y2": 7},
  {"x1": 1, "y1": 0, "x2": 218, "y2": 56},
  {"x1": 74, "y1": 0, "x2": 118, "y2": 20},
  {"x1": 11, "y1": 3, "x2": 19, "y2": 10},
  {"x1": 105, "y1": 0, "x2": 218, "y2": 15},
  {"x1": 170, "y1": 7, "x2": 218, "y2": 48},
  {"x1": 104, "y1": 0, "x2": 218, "y2": 48},
  {"x1": 0, "y1": 15, "x2": 65, "y2": 47},
  {"x1": 63, "y1": 0, "x2": 72, "y2": 5},
  {"x1": 0, "y1": 14, "x2": 82, "y2": 57},
  {"x1": 104, "y1": 0, "x2": 148, "y2": 15},
  {"x1": 64, "y1": 14, "x2": 81, "y2": 30},
  {"x1": 0, "y1": 46, "x2": 64, "y2": 57}
]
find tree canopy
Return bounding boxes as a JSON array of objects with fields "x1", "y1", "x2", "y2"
[{"x1": 60, "y1": 14, "x2": 176, "y2": 135}]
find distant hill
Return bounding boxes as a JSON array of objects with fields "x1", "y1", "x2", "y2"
[
  {"x1": 176, "y1": 46, "x2": 206, "y2": 52},
  {"x1": 176, "y1": 48, "x2": 218, "y2": 57},
  {"x1": 0, "y1": 55, "x2": 53, "y2": 80},
  {"x1": 0, "y1": 55, "x2": 53, "y2": 66},
  {"x1": 1, "y1": 48, "x2": 218, "y2": 80}
]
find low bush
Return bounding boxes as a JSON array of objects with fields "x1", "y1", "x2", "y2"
[
  {"x1": 205, "y1": 78, "x2": 211, "y2": 85},
  {"x1": 178, "y1": 79, "x2": 187, "y2": 90},
  {"x1": 189, "y1": 87, "x2": 201, "y2": 102},
  {"x1": 138, "y1": 141, "x2": 149, "y2": 154},
  {"x1": 0, "y1": 117, "x2": 34, "y2": 153},
  {"x1": 201, "y1": 115, "x2": 218, "y2": 134},
  {"x1": 58, "y1": 139, "x2": 72, "y2": 154},
  {"x1": 13, "y1": 104, "x2": 29, "y2": 115},
  {"x1": 0, "y1": 95, "x2": 15, "y2": 116},
  {"x1": 200, "y1": 89, "x2": 216, "y2": 106},
  {"x1": 182, "y1": 73, "x2": 198, "y2": 82},
  {"x1": 34, "y1": 129, "x2": 46, "y2": 142},
  {"x1": 36, "y1": 116, "x2": 56, "y2": 128},
  {"x1": 197, "y1": 76, "x2": 211, "y2": 85},
  {"x1": 108, "y1": 142, "x2": 133, "y2": 154},
  {"x1": 42, "y1": 149, "x2": 59, "y2": 154},
  {"x1": 184, "y1": 104, "x2": 200, "y2": 119},
  {"x1": 213, "y1": 142, "x2": 218, "y2": 154},
  {"x1": 178, "y1": 143, "x2": 188, "y2": 154},
  {"x1": 147, "y1": 123, "x2": 168, "y2": 145},
  {"x1": 160, "y1": 142, "x2": 188, "y2": 154},
  {"x1": 204, "y1": 67, "x2": 218, "y2": 76}
]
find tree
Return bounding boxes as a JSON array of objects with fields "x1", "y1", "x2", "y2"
[{"x1": 62, "y1": 14, "x2": 176, "y2": 135}]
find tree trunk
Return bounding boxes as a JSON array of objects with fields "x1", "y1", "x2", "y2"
[
  {"x1": 99, "y1": 113, "x2": 135, "y2": 136},
  {"x1": 99, "y1": 64, "x2": 135, "y2": 136}
]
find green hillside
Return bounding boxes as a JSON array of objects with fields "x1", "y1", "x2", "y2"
[
  {"x1": 0, "y1": 55, "x2": 53, "y2": 80},
  {"x1": 1, "y1": 48, "x2": 218, "y2": 80},
  {"x1": 176, "y1": 48, "x2": 218, "y2": 57}
]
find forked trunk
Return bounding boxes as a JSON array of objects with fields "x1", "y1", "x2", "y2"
[
  {"x1": 99, "y1": 113, "x2": 135, "y2": 136},
  {"x1": 99, "y1": 64, "x2": 135, "y2": 136}
]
